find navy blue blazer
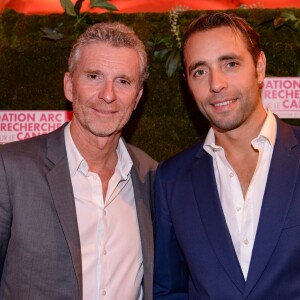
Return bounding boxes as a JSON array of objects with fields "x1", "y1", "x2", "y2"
[{"x1": 153, "y1": 118, "x2": 300, "y2": 299}]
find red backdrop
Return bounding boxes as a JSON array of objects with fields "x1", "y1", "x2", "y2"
[{"x1": 1, "y1": 0, "x2": 299, "y2": 14}]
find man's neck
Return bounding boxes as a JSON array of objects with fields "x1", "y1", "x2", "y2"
[
  {"x1": 212, "y1": 109, "x2": 267, "y2": 197},
  {"x1": 214, "y1": 110, "x2": 267, "y2": 155},
  {"x1": 70, "y1": 122, "x2": 121, "y2": 198}
]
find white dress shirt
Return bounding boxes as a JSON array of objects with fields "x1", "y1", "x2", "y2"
[
  {"x1": 204, "y1": 110, "x2": 277, "y2": 279},
  {"x1": 65, "y1": 123, "x2": 143, "y2": 299}
]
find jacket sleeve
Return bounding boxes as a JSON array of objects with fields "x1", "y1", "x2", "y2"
[
  {"x1": 153, "y1": 163, "x2": 189, "y2": 299},
  {"x1": 0, "y1": 152, "x2": 12, "y2": 280}
]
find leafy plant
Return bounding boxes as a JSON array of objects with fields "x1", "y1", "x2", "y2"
[
  {"x1": 150, "y1": 6, "x2": 188, "y2": 78},
  {"x1": 149, "y1": 35, "x2": 181, "y2": 78},
  {"x1": 41, "y1": 23, "x2": 64, "y2": 41},
  {"x1": 60, "y1": 0, "x2": 118, "y2": 27},
  {"x1": 259, "y1": 11, "x2": 300, "y2": 32},
  {"x1": 273, "y1": 11, "x2": 300, "y2": 32}
]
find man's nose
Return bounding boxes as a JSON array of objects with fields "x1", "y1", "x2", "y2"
[
  {"x1": 209, "y1": 69, "x2": 227, "y2": 93},
  {"x1": 99, "y1": 81, "x2": 116, "y2": 103}
]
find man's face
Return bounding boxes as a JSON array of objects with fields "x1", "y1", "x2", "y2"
[
  {"x1": 184, "y1": 26, "x2": 266, "y2": 133},
  {"x1": 64, "y1": 42, "x2": 143, "y2": 138}
]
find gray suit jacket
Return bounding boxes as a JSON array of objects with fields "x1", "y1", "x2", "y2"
[{"x1": 0, "y1": 124, "x2": 157, "y2": 300}]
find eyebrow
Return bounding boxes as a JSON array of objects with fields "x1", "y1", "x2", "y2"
[
  {"x1": 188, "y1": 61, "x2": 206, "y2": 76},
  {"x1": 188, "y1": 54, "x2": 242, "y2": 75},
  {"x1": 83, "y1": 69, "x2": 102, "y2": 75},
  {"x1": 219, "y1": 54, "x2": 241, "y2": 61},
  {"x1": 82, "y1": 69, "x2": 136, "y2": 84}
]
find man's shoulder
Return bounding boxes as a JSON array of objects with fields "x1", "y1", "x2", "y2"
[
  {"x1": 126, "y1": 143, "x2": 158, "y2": 171},
  {"x1": 277, "y1": 118, "x2": 300, "y2": 142},
  {"x1": 291, "y1": 123, "x2": 300, "y2": 137},
  {"x1": 0, "y1": 132, "x2": 47, "y2": 154},
  {"x1": 0, "y1": 125, "x2": 65, "y2": 158},
  {"x1": 158, "y1": 141, "x2": 205, "y2": 176}
]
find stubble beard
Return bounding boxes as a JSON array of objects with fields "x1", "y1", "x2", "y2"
[
  {"x1": 204, "y1": 94, "x2": 260, "y2": 133},
  {"x1": 73, "y1": 101, "x2": 134, "y2": 138}
]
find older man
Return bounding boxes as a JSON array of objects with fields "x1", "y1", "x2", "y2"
[{"x1": 0, "y1": 22, "x2": 157, "y2": 300}]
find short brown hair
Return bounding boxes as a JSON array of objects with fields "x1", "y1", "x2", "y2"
[{"x1": 183, "y1": 12, "x2": 261, "y2": 68}]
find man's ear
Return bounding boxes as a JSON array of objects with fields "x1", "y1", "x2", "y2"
[
  {"x1": 256, "y1": 51, "x2": 266, "y2": 84},
  {"x1": 64, "y1": 72, "x2": 73, "y2": 103},
  {"x1": 134, "y1": 87, "x2": 143, "y2": 110}
]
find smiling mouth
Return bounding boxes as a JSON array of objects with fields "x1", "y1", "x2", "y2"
[
  {"x1": 212, "y1": 99, "x2": 236, "y2": 107},
  {"x1": 94, "y1": 108, "x2": 117, "y2": 115}
]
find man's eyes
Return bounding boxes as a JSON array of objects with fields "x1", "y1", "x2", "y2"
[
  {"x1": 85, "y1": 74, "x2": 130, "y2": 84},
  {"x1": 193, "y1": 69, "x2": 206, "y2": 77},
  {"x1": 192, "y1": 61, "x2": 238, "y2": 77},
  {"x1": 87, "y1": 74, "x2": 100, "y2": 80},
  {"x1": 119, "y1": 79, "x2": 130, "y2": 85},
  {"x1": 227, "y1": 61, "x2": 238, "y2": 68}
]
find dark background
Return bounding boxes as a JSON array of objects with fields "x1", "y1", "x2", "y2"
[{"x1": 0, "y1": 8, "x2": 299, "y2": 161}]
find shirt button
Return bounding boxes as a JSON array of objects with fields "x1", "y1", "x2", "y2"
[
  {"x1": 103, "y1": 249, "x2": 107, "y2": 255},
  {"x1": 244, "y1": 239, "x2": 249, "y2": 245},
  {"x1": 102, "y1": 290, "x2": 106, "y2": 296},
  {"x1": 236, "y1": 207, "x2": 241, "y2": 212},
  {"x1": 229, "y1": 172, "x2": 234, "y2": 178}
]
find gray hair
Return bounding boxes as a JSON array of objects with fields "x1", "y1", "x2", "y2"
[{"x1": 68, "y1": 22, "x2": 148, "y2": 87}]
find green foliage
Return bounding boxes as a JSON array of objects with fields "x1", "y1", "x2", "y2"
[
  {"x1": 149, "y1": 35, "x2": 182, "y2": 78},
  {"x1": 274, "y1": 11, "x2": 300, "y2": 31},
  {"x1": 258, "y1": 10, "x2": 300, "y2": 32},
  {"x1": 149, "y1": 6, "x2": 187, "y2": 78},
  {"x1": 41, "y1": 24, "x2": 64, "y2": 40},
  {"x1": 90, "y1": 0, "x2": 118, "y2": 11},
  {"x1": 60, "y1": 0, "x2": 118, "y2": 27},
  {"x1": 0, "y1": 9, "x2": 299, "y2": 161},
  {"x1": 152, "y1": 9, "x2": 300, "y2": 78}
]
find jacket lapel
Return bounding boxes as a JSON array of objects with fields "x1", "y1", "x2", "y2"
[
  {"x1": 45, "y1": 125, "x2": 83, "y2": 298},
  {"x1": 192, "y1": 148, "x2": 246, "y2": 293},
  {"x1": 126, "y1": 143, "x2": 156, "y2": 300},
  {"x1": 125, "y1": 143, "x2": 155, "y2": 300},
  {"x1": 244, "y1": 119, "x2": 300, "y2": 297}
]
